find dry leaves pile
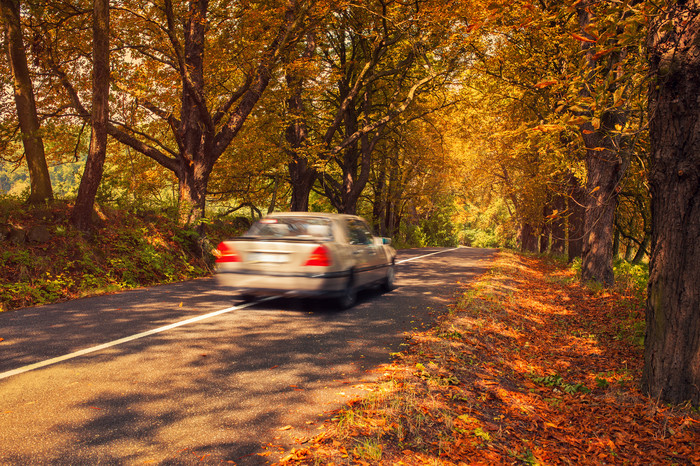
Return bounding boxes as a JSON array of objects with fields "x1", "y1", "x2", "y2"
[{"x1": 276, "y1": 252, "x2": 699, "y2": 465}]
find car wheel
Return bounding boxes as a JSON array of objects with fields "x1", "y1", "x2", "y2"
[
  {"x1": 381, "y1": 264, "x2": 395, "y2": 292},
  {"x1": 338, "y1": 275, "x2": 357, "y2": 309}
]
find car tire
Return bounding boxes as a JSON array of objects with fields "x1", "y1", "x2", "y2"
[
  {"x1": 381, "y1": 264, "x2": 395, "y2": 292},
  {"x1": 337, "y1": 274, "x2": 357, "y2": 309}
]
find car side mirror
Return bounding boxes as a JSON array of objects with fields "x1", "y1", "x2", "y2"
[{"x1": 382, "y1": 237, "x2": 392, "y2": 245}]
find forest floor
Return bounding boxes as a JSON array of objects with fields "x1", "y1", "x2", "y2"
[{"x1": 273, "y1": 251, "x2": 699, "y2": 465}]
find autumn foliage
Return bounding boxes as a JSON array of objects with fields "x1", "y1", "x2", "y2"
[{"x1": 276, "y1": 252, "x2": 699, "y2": 465}]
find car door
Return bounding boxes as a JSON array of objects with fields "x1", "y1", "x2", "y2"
[
  {"x1": 356, "y1": 218, "x2": 385, "y2": 283},
  {"x1": 346, "y1": 218, "x2": 382, "y2": 286}
]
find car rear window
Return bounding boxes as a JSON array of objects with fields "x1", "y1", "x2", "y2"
[{"x1": 244, "y1": 217, "x2": 334, "y2": 240}]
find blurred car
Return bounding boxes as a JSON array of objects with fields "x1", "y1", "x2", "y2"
[{"x1": 214, "y1": 212, "x2": 396, "y2": 308}]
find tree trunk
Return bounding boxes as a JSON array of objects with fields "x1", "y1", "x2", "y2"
[
  {"x1": 520, "y1": 223, "x2": 538, "y2": 253},
  {"x1": 551, "y1": 192, "x2": 566, "y2": 254},
  {"x1": 372, "y1": 153, "x2": 387, "y2": 235},
  {"x1": 288, "y1": 158, "x2": 315, "y2": 211},
  {"x1": 72, "y1": 0, "x2": 109, "y2": 231},
  {"x1": 642, "y1": 0, "x2": 700, "y2": 406},
  {"x1": 540, "y1": 204, "x2": 551, "y2": 253},
  {"x1": 1, "y1": 0, "x2": 53, "y2": 204},
  {"x1": 285, "y1": 34, "x2": 315, "y2": 212},
  {"x1": 580, "y1": 114, "x2": 623, "y2": 286},
  {"x1": 568, "y1": 175, "x2": 585, "y2": 261},
  {"x1": 576, "y1": 1, "x2": 626, "y2": 286},
  {"x1": 623, "y1": 241, "x2": 633, "y2": 261},
  {"x1": 631, "y1": 234, "x2": 650, "y2": 264}
]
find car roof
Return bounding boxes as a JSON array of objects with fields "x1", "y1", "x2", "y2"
[{"x1": 264, "y1": 212, "x2": 362, "y2": 221}]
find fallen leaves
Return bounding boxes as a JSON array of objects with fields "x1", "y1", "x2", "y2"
[{"x1": 274, "y1": 252, "x2": 699, "y2": 465}]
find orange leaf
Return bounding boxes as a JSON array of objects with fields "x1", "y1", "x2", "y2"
[
  {"x1": 535, "y1": 80, "x2": 557, "y2": 88},
  {"x1": 592, "y1": 48, "x2": 614, "y2": 60},
  {"x1": 571, "y1": 32, "x2": 596, "y2": 43}
]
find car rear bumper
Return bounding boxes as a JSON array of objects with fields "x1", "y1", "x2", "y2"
[{"x1": 215, "y1": 269, "x2": 350, "y2": 298}]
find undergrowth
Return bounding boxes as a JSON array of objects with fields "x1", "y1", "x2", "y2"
[{"x1": 0, "y1": 198, "x2": 240, "y2": 312}]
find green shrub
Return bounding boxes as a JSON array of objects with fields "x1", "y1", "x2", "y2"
[{"x1": 461, "y1": 228, "x2": 501, "y2": 248}]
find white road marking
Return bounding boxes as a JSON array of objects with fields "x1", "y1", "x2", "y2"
[
  {"x1": 0, "y1": 297, "x2": 276, "y2": 381},
  {"x1": 396, "y1": 247, "x2": 460, "y2": 264},
  {"x1": 1, "y1": 248, "x2": 463, "y2": 381}
]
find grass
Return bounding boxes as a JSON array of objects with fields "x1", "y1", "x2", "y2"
[{"x1": 276, "y1": 251, "x2": 699, "y2": 465}]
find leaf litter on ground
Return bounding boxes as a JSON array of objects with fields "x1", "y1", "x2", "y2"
[{"x1": 274, "y1": 251, "x2": 699, "y2": 465}]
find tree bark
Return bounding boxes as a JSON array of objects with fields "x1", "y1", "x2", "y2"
[
  {"x1": 72, "y1": 0, "x2": 110, "y2": 231},
  {"x1": 1, "y1": 0, "x2": 53, "y2": 204},
  {"x1": 576, "y1": 2, "x2": 625, "y2": 286},
  {"x1": 520, "y1": 223, "x2": 538, "y2": 253},
  {"x1": 568, "y1": 175, "x2": 585, "y2": 261},
  {"x1": 580, "y1": 113, "x2": 623, "y2": 286},
  {"x1": 642, "y1": 0, "x2": 700, "y2": 406},
  {"x1": 540, "y1": 204, "x2": 551, "y2": 253},
  {"x1": 551, "y1": 191, "x2": 567, "y2": 254}
]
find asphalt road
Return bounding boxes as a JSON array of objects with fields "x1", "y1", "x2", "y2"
[{"x1": 0, "y1": 247, "x2": 496, "y2": 464}]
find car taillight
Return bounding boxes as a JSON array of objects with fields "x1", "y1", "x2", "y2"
[
  {"x1": 304, "y1": 245, "x2": 332, "y2": 266},
  {"x1": 215, "y1": 242, "x2": 241, "y2": 263}
]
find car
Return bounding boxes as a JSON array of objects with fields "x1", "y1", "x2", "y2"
[{"x1": 214, "y1": 212, "x2": 396, "y2": 308}]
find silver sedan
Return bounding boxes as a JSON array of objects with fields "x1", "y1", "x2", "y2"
[{"x1": 215, "y1": 212, "x2": 396, "y2": 308}]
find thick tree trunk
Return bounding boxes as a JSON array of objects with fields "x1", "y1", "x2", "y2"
[
  {"x1": 642, "y1": 1, "x2": 700, "y2": 406},
  {"x1": 178, "y1": 163, "x2": 211, "y2": 229},
  {"x1": 576, "y1": 1, "x2": 626, "y2": 286},
  {"x1": 288, "y1": 158, "x2": 315, "y2": 211},
  {"x1": 520, "y1": 223, "x2": 538, "y2": 253},
  {"x1": 72, "y1": 0, "x2": 110, "y2": 230},
  {"x1": 580, "y1": 114, "x2": 623, "y2": 286},
  {"x1": 1, "y1": 0, "x2": 53, "y2": 204}
]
